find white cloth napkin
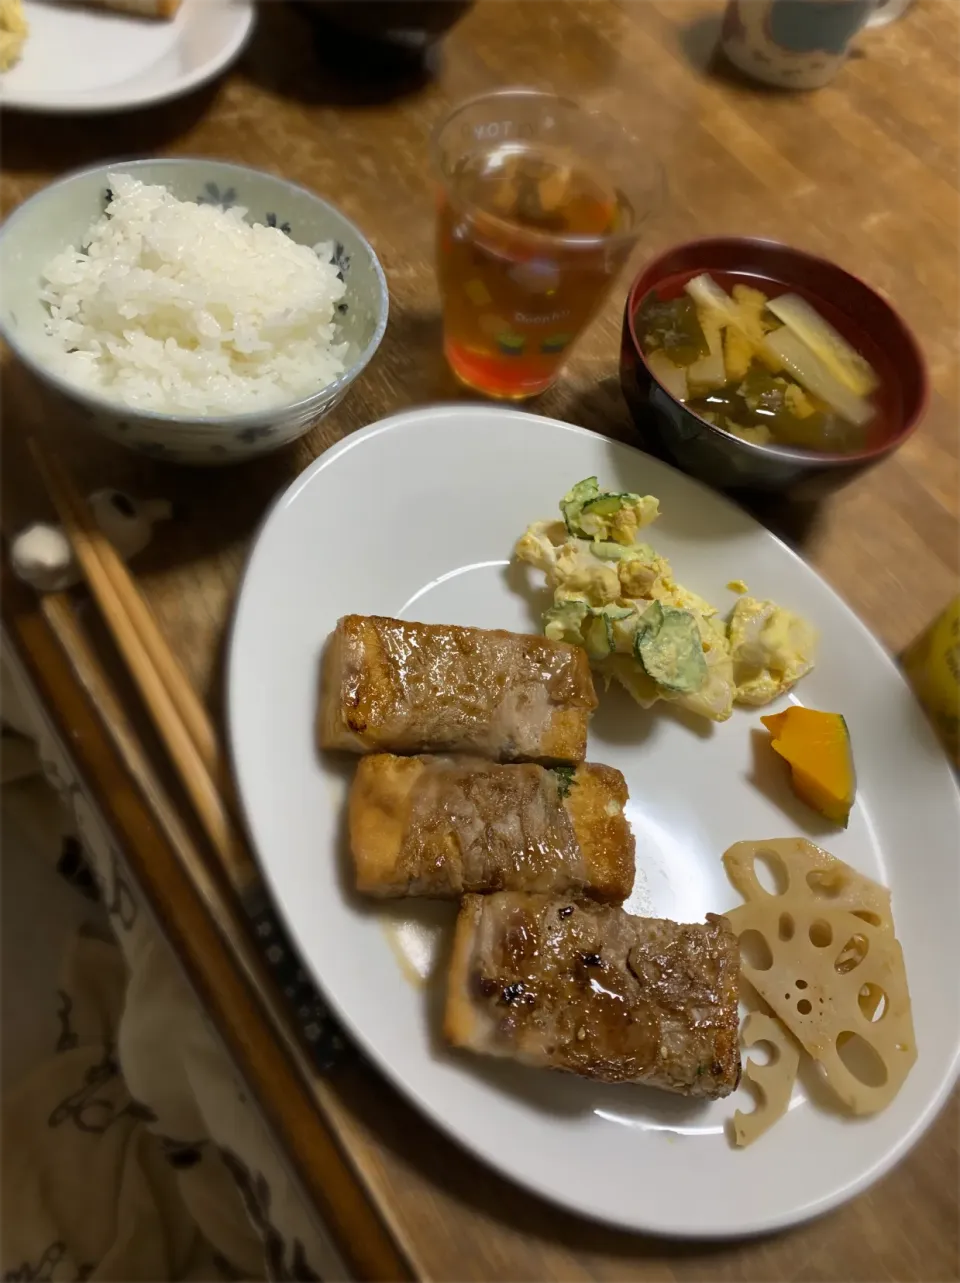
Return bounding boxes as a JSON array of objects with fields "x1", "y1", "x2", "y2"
[{"x1": 1, "y1": 654, "x2": 347, "y2": 1282}]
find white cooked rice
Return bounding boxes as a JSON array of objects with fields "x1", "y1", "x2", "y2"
[{"x1": 40, "y1": 172, "x2": 350, "y2": 416}]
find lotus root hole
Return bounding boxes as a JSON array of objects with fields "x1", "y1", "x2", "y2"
[
  {"x1": 809, "y1": 919, "x2": 833, "y2": 948},
  {"x1": 796, "y1": 978, "x2": 808, "y2": 989},
  {"x1": 836, "y1": 1031, "x2": 888, "y2": 1087},
  {"x1": 739, "y1": 929, "x2": 773, "y2": 971},
  {"x1": 797, "y1": 998, "x2": 813, "y2": 1015},
  {"x1": 754, "y1": 850, "x2": 789, "y2": 896},
  {"x1": 835, "y1": 933, "x2": 869, "y2": 974},
  {"x1": 746, "y1": 1038, "x2": 777, "y2": 1068},
  {"x1": 778, "y1": 913, "x2": 795, "y2": 941},
  {"x1": 851, "y1": 910, "x2": 883, "y2": 928},
  {"x1": 858, "y1": 983, "x2": 887, "y2": 1022}
]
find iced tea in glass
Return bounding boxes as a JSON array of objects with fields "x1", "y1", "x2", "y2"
[{"x1": 434, "y1": 90, "x2": 660, "y2": 399}]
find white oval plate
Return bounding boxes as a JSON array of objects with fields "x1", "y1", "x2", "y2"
[
  {"x1": 228, "y1": 405, "x2": 960, "y2": 1237},
  {"x1": 1, "y1": 0, "x2": 253, "y2": 114}
]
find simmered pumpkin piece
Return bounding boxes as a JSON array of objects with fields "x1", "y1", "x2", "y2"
[{"x1": 761, "y1": 707, "x2": 856, "y2": 827}]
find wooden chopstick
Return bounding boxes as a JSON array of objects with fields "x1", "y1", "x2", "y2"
[
  {"x1": 27, "y1": 438, "x2": 257, "y2": 895},
  {"x1": 20, "y1": 448, "x2": 420, "y2": 1279},
  {"x1": 4, "y1": 557, "x2": 416, "y2": 1283}
]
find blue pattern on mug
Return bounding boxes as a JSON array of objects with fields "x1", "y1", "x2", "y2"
[{"x1": 768, "y1": 0, "x2": 873, "y2": 55}]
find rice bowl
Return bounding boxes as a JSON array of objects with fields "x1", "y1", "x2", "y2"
[{"x1": 0, "y1": 157, "x2": 389, "y2": 465}]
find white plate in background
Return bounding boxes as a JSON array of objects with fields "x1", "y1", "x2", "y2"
[
  {"x1": 228, "y1": 405, "x2": 960, "y2": 1237},
  {"x1": 1, "y1": 0, "x2": 254, "y2": 114}
]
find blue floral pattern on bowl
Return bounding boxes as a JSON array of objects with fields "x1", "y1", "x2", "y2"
[
  {"x1": 236, "y1": 425, "x2": 275, "y2": 446},
  {"x1": 264, "y1": 212, "x2": 292, "y2": 236},
  {"x1": 331, "y1": 241, "x2": 351, "y2": 281},
  {"x1": 196, "y1": 181, "x2": 238, "y2": 210}
]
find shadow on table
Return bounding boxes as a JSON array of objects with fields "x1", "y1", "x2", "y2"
[
  {"x1": 1, "y1": 87, "x2": 219, "y2": 178},
  {"x1": 674, "y1": 11, "x2": 785, "y2": 93},
  {"x1": 331, "y1": 1052, "x2": 764, "y2": 1263},
  {"x1": 677, "y1": 11, "x2": 729, "y2": 77},
  {"x1": 240, "y1": 0, "x2": 459, "y2": 108},
  {"x1": 548, "y1": 374, "x2": 641, "y2": 447},
  {"x1": 740, "y1": 491, "x2": 826, "y2": 552},
  {"x1": 368, "y1": 307, "x2": 465, "y2": 403}
]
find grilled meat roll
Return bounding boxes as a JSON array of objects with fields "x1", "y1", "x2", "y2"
[
  {"x1": 445, "y1": 893, "x2": 741, "y2": 1098},
  {"x1": 349, "y1": 755, "x2": 635, "y2": 902},
  {"x1": 319, "y1": 615, "x2": 597, "y2": 763}
]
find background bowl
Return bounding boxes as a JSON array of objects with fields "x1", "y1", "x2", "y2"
[
  {"x1": 0, "y1": 158, "x2": 388, "y2": 466},
  {"x1": 619, "y1": 237, "x2": 927, "y2": 499}
]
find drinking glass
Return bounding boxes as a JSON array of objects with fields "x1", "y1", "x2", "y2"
[{"x1": 434, "y1": 88, "x2": 661, "y2": 399}]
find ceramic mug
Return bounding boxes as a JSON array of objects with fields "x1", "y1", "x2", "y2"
[
  {"x1": 720, "y1": 0, "x2": 874, "y2": 90},
  {"x1": 867, "y1": 0, "x2": 913, "y2": 28}
]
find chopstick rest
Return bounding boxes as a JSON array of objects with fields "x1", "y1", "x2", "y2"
[{"x1": 11, "y1": 489, "x2": 172, "y2": 592}]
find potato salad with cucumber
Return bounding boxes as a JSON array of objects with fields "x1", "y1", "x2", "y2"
[{"x1": 515, "y1": 478, "x2": 817, "y2": 723}]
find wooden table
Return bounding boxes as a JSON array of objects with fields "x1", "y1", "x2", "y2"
[{"x1": 3, "y1": 2, "x2": 958, "y2": 1278}]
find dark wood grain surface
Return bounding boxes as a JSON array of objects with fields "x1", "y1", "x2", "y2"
[{"x1": 2, "y1": 1, "x2": 958, "y2": 1278}]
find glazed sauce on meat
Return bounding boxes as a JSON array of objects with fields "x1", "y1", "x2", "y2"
[
  {"x1": 398, "y1": 760, "x2": 585, "y2": 894},
  {"x1": 464, "y1": 895, "x2": 741, "y2": 1095}
]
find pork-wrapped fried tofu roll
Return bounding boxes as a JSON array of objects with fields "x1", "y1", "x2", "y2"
[
  {"x1": 319, "y1": 615, "x2": 597, "y2": 763},
  {"x1": 445, "y1": 893, "x2": 741, "y2": 1099},
  {"x1": 349, "y1": 755, "x2": 635, "y2": 902}
]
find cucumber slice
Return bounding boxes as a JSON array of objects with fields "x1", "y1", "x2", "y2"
[
  {"x1": 560, "y1": 477, "x2": 600, "y2": 535},
  {"x1": 544, "y1": 600, "x2": 589, "y2": 646},
  {"x1": 583, "y1": 612, "x2": 614, "y2": 660},
  {"x1": 633, "y1": 600, "x2": 665, "y2": 650},
  {"x1": 579, "y1": 492, "x2": 645, "y2": 538},
  {"x1": 633, "y1": 601, "x2": 707, "y2": 694},
  {"x1": 582, "y1": 492, "x2": 637, "y2": 518},
  {"x1": 598, "y1": 604, "x2": 640, "y2": 654}
]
